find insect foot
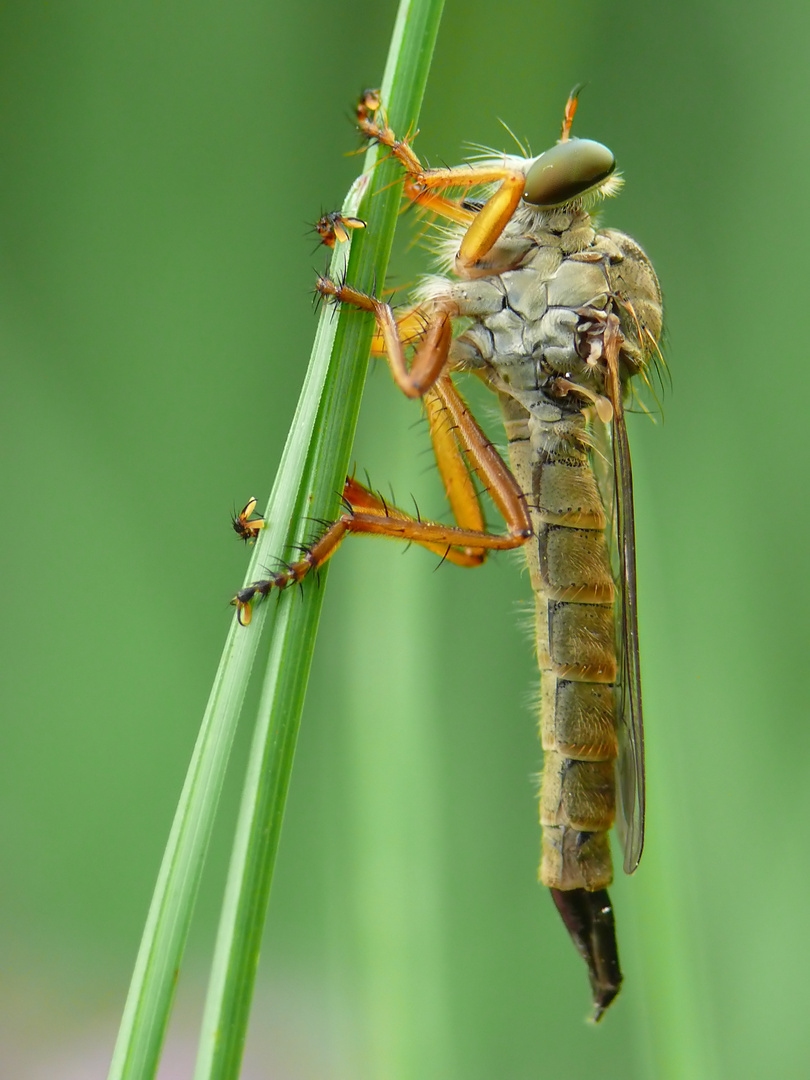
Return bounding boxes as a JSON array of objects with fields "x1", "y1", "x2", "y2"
[{"x1": 232, "y1": 497, "x2": 265, "y2": 544}]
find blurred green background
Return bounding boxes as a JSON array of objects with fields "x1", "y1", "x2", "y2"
[{"x1": 3, "y1": 1, "x2": 809, "y2": 1077}]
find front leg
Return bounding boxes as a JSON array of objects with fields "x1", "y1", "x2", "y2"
[{"x1": 356, "y1": 92, "x2": 526, "y2": 274}]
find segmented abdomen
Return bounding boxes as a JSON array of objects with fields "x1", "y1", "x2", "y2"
[{"x1": 501, "y1": 395, "x2": 618, "y2": 892}]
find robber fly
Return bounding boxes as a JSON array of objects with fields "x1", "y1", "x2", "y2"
[{"x1": 233, "y1": 90, "x2": 663, "y2": 1020}]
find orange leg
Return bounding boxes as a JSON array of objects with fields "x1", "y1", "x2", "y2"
[
  {"x1": 233, "y1": 376, "x2": 532, "y2": 625},
  {"x1": 370, "y1": 303, "x2": 428, "y2": 359},
  {"x1": 423, "y1": 385, "x2": 483, "y2": 542},
  {"x1": 318, "y1": 276, "x2": 453, "y2": 399},
  {"x1": 232, "y1": 497, "x2": 265, "y2": 544},
  {"x1": 356, "y1": 92, "x2": 526, "y2": 272},
  {"x1": 313, "y1": 211, "x2": 366, "y2": 248}
]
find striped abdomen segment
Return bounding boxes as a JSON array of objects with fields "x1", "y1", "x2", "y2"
[{"x1": 502, "y1": 398, "x2": 619, "y2": 892}]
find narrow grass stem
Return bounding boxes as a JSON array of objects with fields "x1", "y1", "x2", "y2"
[
  {"x1": 193, "y1": 5, "x2": 445, "y2": 1076},
  {"x1": 108, "y1": 3, "x2": 444, "y2": 1075}
]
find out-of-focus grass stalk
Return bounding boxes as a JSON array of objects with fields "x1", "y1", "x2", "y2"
[
  {"x1": 108, "y1": 2, "x2": 444, "y2": 1078},
  {"x1": 627, "y1": 743, "x2": 723, "y2": 1080},
  {"x1": 340, "y1": 530, "x2": 454, "y2": 1077},
  {"x1": 192, "y1": 3, "x2": 446, "y2": 1079}
]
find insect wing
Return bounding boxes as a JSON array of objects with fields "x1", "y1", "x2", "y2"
[{"x1": 609, "y1": 389, "x2": 646, "y2": 874}]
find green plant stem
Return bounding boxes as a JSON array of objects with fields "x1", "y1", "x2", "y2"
[
  {"x1": 108, "y1": 4, "x2": 444, "y2": 1077},
  {"x1": 192, "y1": 3, "x2": 446, "y2": 1078}
]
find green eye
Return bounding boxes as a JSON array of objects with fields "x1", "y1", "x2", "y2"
[{"x1": 523, "y1": 139, "x2": 616, "y2": 207}]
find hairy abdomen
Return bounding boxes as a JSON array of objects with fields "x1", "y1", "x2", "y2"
[{"x1": 501, "y1": 395, "x2": 618, "y2": 892}]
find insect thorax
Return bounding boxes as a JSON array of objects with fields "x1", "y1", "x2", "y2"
[{"x1": 437, "y1": 204, "x2": 660, "y2": 413}]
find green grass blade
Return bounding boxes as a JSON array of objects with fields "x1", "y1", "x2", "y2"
[
  {"x1": 192, "y1": 2, "x2": 446, "y2": 1078},
  {"x1": 105, "y1": 201, "x2": 363, "y2": 1080},
  {"x1": 108, "y1": 4, "x2": 443, "y2": 1075}
]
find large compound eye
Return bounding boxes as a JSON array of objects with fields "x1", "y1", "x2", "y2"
[{"x1": 523, "y1": 139, "x2": 616, "y2": 207}]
